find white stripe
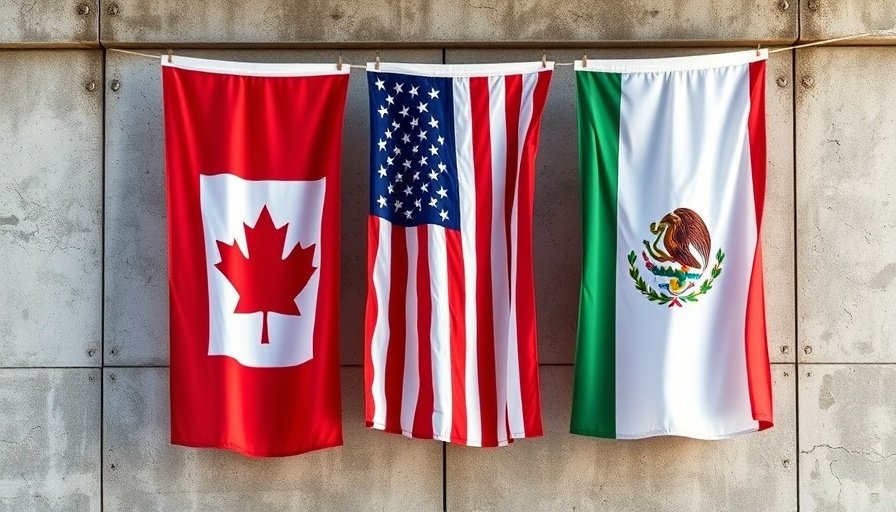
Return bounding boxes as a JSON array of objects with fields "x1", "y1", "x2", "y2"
[
  {"x1": 488, "y1": 75, "x2": 510, "y2": 444},
  {"x1": 369, "y1": 61, "x2": 555, "y2": 77},
  {"x1": 453, "y1": 76, "x2": 482, "y2": 445},
  {"x1": 401, "y1": 229, "x2": 420, "y2": 434},
  {"x1": 429, "y1": 226, "x2": 452, "y2": 440},
  {"x1": 370, "y1": 221, "x2": 392, "y2": 429},
  {"x1": 163, "y1": 55, "x2": 348, "y2": 76},
  {"x1": 505, "y1": 71, "x2": 538, "y2": 436}
]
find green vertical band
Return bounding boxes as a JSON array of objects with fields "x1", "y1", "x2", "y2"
[{"x1": 570, "y1": 70, "x2": 621, "y2": 438}]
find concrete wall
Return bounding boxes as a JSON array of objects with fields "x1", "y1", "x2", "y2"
[{"x1": 0, "y1": 1, "x2": 893, "y2": 511}]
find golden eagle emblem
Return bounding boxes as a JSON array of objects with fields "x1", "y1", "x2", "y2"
[{"x1": 627, "y1": 208, "x2": 725, "y2": 307}]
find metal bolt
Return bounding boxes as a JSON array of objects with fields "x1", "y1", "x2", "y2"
[
  {"x1": 109, "y1": 373, "x2": 116, "y2": 382},
  {"x1": 807, "y1": 0, "x2": 818, "y2": 11},
  {"x1": 783, "y1": 459, "x2": 791, "y2": 468},
  {"x1": 804, "y1": 345, "x2": 813, "y2": 355},
  {"x1": 780, "y1": 345, "x2": 790, "y2": 354},
  {"x1": 110, "y1": 463, "x2": 117, "y2": 470},
  {"x1": 77, "y1": 3, "x2": 90, "y2": 16},
  {"x1": 801, "y1": 76, "x2": 815, "y2": 88},
  {"x1": 783, "y1": 371, "x2": 790, "y2": 377},
  {"x1": 108, "y1": 4, "x2": 120, "y2": 16},
  {"x1": 87, "y1": 348, "x2": 96, "y2": 356},
  {"x1": 85, "y1": 81, "x2": 96, "y2": 92},
  {"x1": 779, "y1": 0, "x2": 789, "y2": 10},
  {"x1": 806, "y1": 371, "x2": 812, "y2": 378},
  {"x1": 110, "y1": 347, "x2": 118, "y2": 356},
  {"x1": 776, "y1": 76, "x2": 788, "y2": 88},
  {"x1": 88, "y1": 375, "x2": 95, "y2": 381},
  {"x1": 110, "y1": 80, "x2": 121, "y2": 92}
]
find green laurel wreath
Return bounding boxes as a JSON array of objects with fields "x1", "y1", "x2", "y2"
[{"x1": 627, "y1": 249, "x2": 725, "y2": 306}]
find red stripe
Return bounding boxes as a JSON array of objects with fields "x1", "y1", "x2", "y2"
[
  {"x1": 363, "y1": 217, "x2": 381, "y2": 425},
  {"x1": 470, "y1": 76, "x2": 499, "y2": 447},
  {"x1": 414, "y1": 225, "x2": 434, "y2": 438},
  {"x1": 446, "y1": 228, "x2": 467, "y2": 442},
  {"x1": 514, "y1": 70, "x2": 552, "y2": 437},
  {"x1": 746, "y1": 61, "x2": 773, "y2": 430},
  {"x1": 384, "y1": 227, "x2": 408, "y2": 434},
  {"x1": 504, "y1": 75, "x2": 522, "y2": 286}
]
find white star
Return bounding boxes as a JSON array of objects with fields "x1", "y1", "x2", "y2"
[
  {"x1": 386, "y1": 156, "x2": 395, "y2": 166},
  {"x1": 439, "y1": 209, "x2": 449, "y2": 221},
  {"x1": 437, "y1": 162, "x2": 447, "y2": 173},
  {"x1": 437, "y1": 186, "x2": 448, "y2": 198},
  {"x1": 401, "y1": 133, "x2": 411, "y2": 144},
  {"x1": 415, "y1": 198, "x2": 422, "y2": 210},
  {"x1": 409, "y1": 85, "x2": 419, "y2": 97},
  {"x1": 378, "y1": 105, "x2": 388, "y2": 118},
  {"x1": 378, "y1": 165, "x2": 388, "y2": 178},
  {"x1": 375, "y1": 78, "x2": 385, "y2": 91},
  {"x1": 402, "y1": 159, "x2": 412, "y2": 170},
  {"x1": 418, "y1": 156, "x2": 428, "y2": 166},
  {"x1": 393, "y1": 147, "x2": 401, "y2": 155},
  {"x1": 428, "y1": 170, "x2": 439, "y2": 180},
  {"x1": 384, "y1": 128, "x2": 393, "y2": 139},
  {"x1": 385, "y1": 94, "x2": 395, "y2": 105},
  {"x1": 395, "y1": 172, "x2": 404, "y2": 182},
  {"x1": 429, "y1": 197, "x2": 438, "y2": 207},
  {"x1": 418, "y1": 129, "x2": 427, "y2": 141},
  {"x1": 428, "y1": 144, "x2": 439, "y2": 156},
  {"x1": 437, "y1": 135, "x2": 445, "y2": 145},
  {"x1": 411, "y1": 145, "x2": 419, "y2": 154},
  {"x1": 391, "y1": 120, "x2": 400, "y2": 129},
  {"x1": 377, "y1": 195, "x2": 387, "y2": 208},
  {"x1": 417, "y1": 101, "x2": 429, "y2": 113},
  {"x1": 404, "y1": 209, "x2": 414, "y2": 219},
  {"x1": 393, "y1": 199, "x2": 403, "y2": 212},
  {"x1": 421, "y1": 182, "x2": 429, "y2": 193},
  {"x1": 428, "y1": 87, "x2": 440, "y2": 99},
  {"x1": 412, "y1": 171, "x2": 420, "y2": 181},
  {"x1": 428, "y1": 117, "x2": 439, "y2": 129},
  {"x1": 404, "y1": 185, "x2": 413, "y2": 196},
  {"x1": 410, "y1": 117, "x2": 419, "y2": 128},
  {"x1": 399, "y1": 106, "x2": 410, "y2": 117},
  {"x1": 387, "y1": 183, "x2": 394, "y2": 195},
  {"x1": 377, "y1": 139, "x2": 387, "y2": 151},
  {"x1": 393, "y1": 82, "x2": 404, "y2": 94}
]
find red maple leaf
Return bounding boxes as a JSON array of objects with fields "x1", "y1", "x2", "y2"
[{"x1": 214, "y1": 206, "x2": 317, "y2": 344}]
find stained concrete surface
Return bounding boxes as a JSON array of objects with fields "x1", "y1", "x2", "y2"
[
  {"x1": 102, "y1": 367, "x2": 442, "y2": 511},
  {"x1": 99, "y1": 0, "x2": 798, "y2": 46},
  {"x1": 447, "y1": 365, "x2": 797, "y2": 511},
  {"x1": 103, "y1": 48, "x2": 442, "y2": 367},
  {"x1": 800, "y1": 0, "x2": 896, "y2": 43},
  {"x1": 0, "y1": 50, "x2": 103, "y2": 367},
  {"x1": 0, "y1": 369, "x2": 101, "y2": 512},
  {"x1": 796, "y1": 47, "x2": 896, "y2": 363},
  {"x1": 0, "y1": 0, "x2": 98, "y2": 47},
  {"x1": 799, "y1": 365, "x2": 896, "y2": 511}
]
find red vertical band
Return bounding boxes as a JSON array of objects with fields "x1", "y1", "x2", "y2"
[
  {"x1": 364, "y1": 217, "x2": 381, "y2": 424},
  {"x1": 470, "y1": 77, "x2": 499, "y2": 447},
  {"x1": 446, "y1": 229, "x2": 467, "y2": 443},
  {"x1": 414, "y1": 225, "x2": 435, "y2": 438},
  {"x1": 515, "y1": 70, "x2": 552, "y2": 436},
  {"x1": 504, "y1": 75, "x2": 523, "y2": 286},
  {"x1": 746, "y1": 61, "x2": 773, "y2": 430},
  {"x1": 384, "y1": 227, "x2": 408, "y2": 434}
]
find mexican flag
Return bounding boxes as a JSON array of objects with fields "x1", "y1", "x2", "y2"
[{"x1": 571, "y1": 50, "x2": 773, "y2": 439}]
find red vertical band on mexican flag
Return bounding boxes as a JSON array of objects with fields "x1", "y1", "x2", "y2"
[
  {"x1": 745, "y1": 60, "x2": 773, "y2": 430},
  {"x1": 364, "y1": 216, "x2": 381, "y2": 424},
  {"x1": 414, "y1": 225, "x2": 435, "y2": 438},
  {"x1": 446, "y1": 229, "x2": 468, "y2": 443}
]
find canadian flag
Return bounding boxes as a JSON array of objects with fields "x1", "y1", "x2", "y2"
[{"x1": 163, "y1": 56, "x2": 348, "y2": 456}]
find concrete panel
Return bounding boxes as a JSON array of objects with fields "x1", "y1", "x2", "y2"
[
  {"x1": 796, "y1": 48, "x2": 896, "y2": 363},
  {"x1": 103, "y1": 366, "x2": 442, "y2": 511},
  {"x1": 100, "y1": 0, "x2": 797, "y2": 46},
  {"x1": 446, "y1": 364, "x2": 796, "y2": 511},
  {"x1": 104, "y1": 48, "x2": 441, "y2": 366},
  {"x1": 799, "y1": 364, "x2": 896, "y2": 511},
  {"x1": 0, "y1": 369, "x2": 101, "y2": 512},
  {"x1": 445, "y1": 49, "x2": 794, "y2": 364},
  {"x1": 0, "y1": 0, "x2": 98, "y2": 47},
  {"x1": 0, "y1": 50, "x2": 103, "y2": 367},
  {"x1": 800, "y1": 0, "x2": 896, "y2": 43}
]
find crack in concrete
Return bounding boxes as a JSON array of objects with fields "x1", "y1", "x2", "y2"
[
  {"x1": 464, "y1": 1, "x2": 498, "y2": 14},
  {"x1": 801, "y1": 443, "x2": 896, "y2": 463}
]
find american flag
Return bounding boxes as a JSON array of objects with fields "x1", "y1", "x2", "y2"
[{"x1": 364, "y1": 61, "x2": 553, "y2": 447}]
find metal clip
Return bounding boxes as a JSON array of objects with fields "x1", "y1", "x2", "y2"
[
  {"x1": 582, "y1": 53, "x2": 588, "y2": 67},
  {"x1": 541, "y1": 50, "x2": 547, "y2": 68},
  {"x1": 337, "y1": 53, "x2": 343, "y2": 71},
  {"x1": 375, "y1": 52, "x2": 381, "y2": 70},
  {"x1": 756, "y1": 44, "x2": 761, "y2": 56},
  {"x1": 167, "y1": 49, "x2": 173, "y2": 63}
]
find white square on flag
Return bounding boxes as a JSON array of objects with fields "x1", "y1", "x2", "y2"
[{"x1": 199, "y1": 173, "x2": 325, "y2": 368}]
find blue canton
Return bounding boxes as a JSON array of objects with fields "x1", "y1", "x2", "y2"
[{"x1": 368, "y1": 72, "x2": 460, "y2": 231}]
